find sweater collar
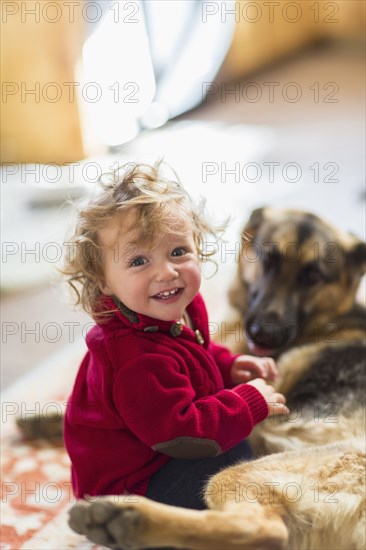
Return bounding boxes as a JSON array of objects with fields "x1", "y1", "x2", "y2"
[{"x1": 100, "y1": 293, "x2": 206, "y2": 339}]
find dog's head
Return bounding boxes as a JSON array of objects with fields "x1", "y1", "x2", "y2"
[{"x1": 229, "y1": 207, "x2": 366, "y2": 357}]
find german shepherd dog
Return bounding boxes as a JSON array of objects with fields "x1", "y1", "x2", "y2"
[{"x1": 69, "y1": 208, "x2": 366, "y2": 550}]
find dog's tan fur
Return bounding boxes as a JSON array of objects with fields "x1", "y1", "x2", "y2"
[{"x1": 69, "y1": 208, "x2": 366, "y2": 550}]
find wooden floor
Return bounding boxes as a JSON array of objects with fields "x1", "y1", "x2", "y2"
[{"x1": 1, "y1": 42, "x2": 365, "y2": 390}]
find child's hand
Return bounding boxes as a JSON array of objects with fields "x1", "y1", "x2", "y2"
[
  {"x1": 247, "y1": 378, "x2": 289, "y2": 416},
  {"x1": 231, "y1": 355, "x2": 278, "y2": 385}
]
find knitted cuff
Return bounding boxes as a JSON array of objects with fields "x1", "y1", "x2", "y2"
[{"x1": 232, "y1": 383, "x2": 269, "y2": 425}]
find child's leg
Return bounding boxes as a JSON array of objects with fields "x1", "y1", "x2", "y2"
[{"x1": 145, "y1": 439, "x2": 252, "y2": 510}]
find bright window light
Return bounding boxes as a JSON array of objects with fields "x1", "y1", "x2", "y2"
[
  {"x1": 80, "y1": 1, "x2": 235, "y2": 147},
  {"x1": 82, "y1": 1, "x2": 155, "y2": 147}
]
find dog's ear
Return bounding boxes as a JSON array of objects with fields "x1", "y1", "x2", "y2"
[
  {"x1": 231, "y1": 208, "x2": 266, "y2": 310},
  {"x1": 244, "y1": 208, "x2": 266, "y2": 236},
  {"x1": 228, "y1": 267, "x2": 248, "y2": 312},
  {"x1": 347, "y1": 240, "x2": 366, "y2": 274}
]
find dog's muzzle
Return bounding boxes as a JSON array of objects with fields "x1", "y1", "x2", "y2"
[{"x1": 246, "y1": 312, "x2": 299, "y2": 356}]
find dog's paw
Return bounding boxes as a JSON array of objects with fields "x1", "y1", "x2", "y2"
[{"x1": 68, "y1": 498, "x2": 144, "y2": 549}]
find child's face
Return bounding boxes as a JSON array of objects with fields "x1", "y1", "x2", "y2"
[{"x1": 99, "y1": 210, "x2": 201, "y2": 322}]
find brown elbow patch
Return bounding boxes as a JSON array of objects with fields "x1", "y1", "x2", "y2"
[{"x1": 152, "y1": 437, "x2": 222, "y2": 459}]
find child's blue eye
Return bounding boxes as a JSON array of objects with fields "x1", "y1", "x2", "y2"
[
  {"x1": 130, "y1": 257, "x2": 146, "y2": 267},
  {"x1": 172, "y1": 247, "x2": 186, "y2": 257}
]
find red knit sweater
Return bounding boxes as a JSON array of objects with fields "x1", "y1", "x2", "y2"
[{"x1": 64, "y1": 294, "x2": 269, "y2": 498}]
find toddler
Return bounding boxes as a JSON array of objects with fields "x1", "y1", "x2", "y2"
[{"x1": 64, "y1": 161, "x2": 288, "y2": 510}]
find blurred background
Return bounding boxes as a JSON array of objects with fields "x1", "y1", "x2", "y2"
[{"x1": 1, "y1": 0, "x2": 365, "y2": 390}]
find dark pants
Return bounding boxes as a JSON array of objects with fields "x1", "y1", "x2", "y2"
[
  {"x1": 146, "y1": 439, "x2": 253, "y2": 509},
  {"x1": 143, "y1": 440, "x2": 253, "y2": 550}
]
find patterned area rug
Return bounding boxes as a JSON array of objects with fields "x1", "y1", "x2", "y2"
[{"x1": 0, "y1": 340, "x2": 107, "y2": 550}]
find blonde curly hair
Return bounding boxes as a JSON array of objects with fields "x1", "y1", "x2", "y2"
[{"x1": 63, "y1": 160, "x2": 225, "y2": 321}]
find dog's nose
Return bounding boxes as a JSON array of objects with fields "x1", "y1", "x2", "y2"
[
  {"x1": 246, "y1": 314, "x2": 287, "y2": 349},
  {"x1": 246, "y1": 322, "x2": 262, "y2": 341}
]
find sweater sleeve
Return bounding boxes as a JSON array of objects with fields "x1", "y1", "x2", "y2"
[
  {"x1": 208, "y1": 340, "x2": 241, "y2": 389},
  {"x1": 113, "y1": 353, "x2": 268, "y2": 459}
]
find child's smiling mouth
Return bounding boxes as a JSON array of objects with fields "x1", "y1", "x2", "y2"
[{"x1": 152, "y1": 288, "x2": 183, "y2": 301}]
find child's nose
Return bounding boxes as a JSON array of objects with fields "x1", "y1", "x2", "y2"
[{"x1": 155, "y1": 261, "x2": 179, "y2": 282}]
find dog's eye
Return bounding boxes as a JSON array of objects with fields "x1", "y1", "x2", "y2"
[{"x1": 299, "y1": 265, "x2": 324, "y2": 286}]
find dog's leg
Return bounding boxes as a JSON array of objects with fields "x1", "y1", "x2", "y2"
[{"x1": 69, "y1": 494, "x2": 288, "y2": 550}]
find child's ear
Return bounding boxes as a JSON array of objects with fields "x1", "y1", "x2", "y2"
[{"x1": 99, "y1": 280, "x2": 113, "y2": 296}]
